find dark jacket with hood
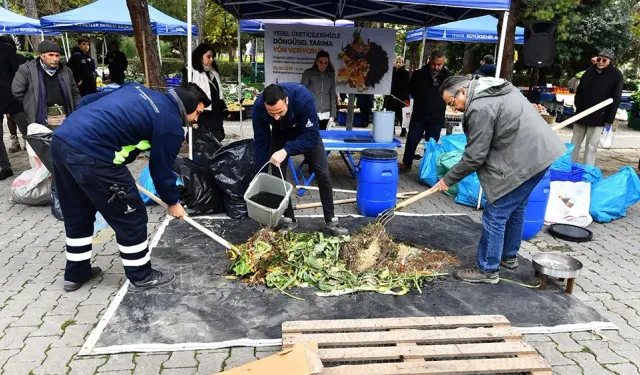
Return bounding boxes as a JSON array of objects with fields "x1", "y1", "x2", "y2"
[
  {"x1": 408, "y1": 65, "x2": 451, "y2": 126},
  {"x1": 574, "y1": 64, "x2": 623, "y2": 127},
  {"x1": 68, "y1": 46, "x2": 96, "y2": 96},
  {"x1": 443, "y1": 78, "x2": 566, "y2": 203},
  {"x1": 474, "y1": 63, "x2": 496, "y2": 77}
]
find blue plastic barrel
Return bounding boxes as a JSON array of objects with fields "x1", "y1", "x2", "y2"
[
  {"x1": 522, "y1": 170, "x2": 551, "y2": 240},
  {"x1": 357, "y1": 149, "x2": 398, "y2": 217}
]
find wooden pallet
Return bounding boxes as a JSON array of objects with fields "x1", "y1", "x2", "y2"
[{"x1": 282, "y1": 315, "x2": 551, "y2": 375}]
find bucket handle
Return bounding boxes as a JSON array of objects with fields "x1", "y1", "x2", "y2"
[{"x1": 257, "y1": 161, "x2": 288, "y2": 195}]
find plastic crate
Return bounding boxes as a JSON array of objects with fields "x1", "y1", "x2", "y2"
[{"x1": 550, "y1": 165, "x2": 584, "y2": 182}]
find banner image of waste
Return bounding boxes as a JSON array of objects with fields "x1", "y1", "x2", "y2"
[{"x1": 264, "y1": 24, "x2": 396, "y2": 94}]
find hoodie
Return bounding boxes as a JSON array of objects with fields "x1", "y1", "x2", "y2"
[{"x1": 443, "y1": 77, "x2": 566, "y2": 203}]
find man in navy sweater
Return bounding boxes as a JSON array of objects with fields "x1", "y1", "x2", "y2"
[
  {"x1": 252, "y1": 83, "x2": 348, "y2": 236},
  {"x1": 52, "y1": 83, "x2": 210, "y2": 292}
]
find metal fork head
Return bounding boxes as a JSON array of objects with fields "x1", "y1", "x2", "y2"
[{"x1": 376, "y1": 208, "x2": 395, "y2": 227}]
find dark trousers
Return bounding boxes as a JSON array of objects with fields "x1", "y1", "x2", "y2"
[
  {"x1": 319, "y1": 119, "x2": 329, "y2": 130},
  {"x1": 51, "y1": 137, "x2": 151, "y2": 283},
  {"x1": 402, "y1": 121, "x2": 443, "y2": 167},
  {"x1": 270, "y1": 138, "x2": 334, "y2": 223}
]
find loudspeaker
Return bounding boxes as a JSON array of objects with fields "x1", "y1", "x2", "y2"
[{"x1": 523, "y1": 21, "x2": 557, "y2": 68}]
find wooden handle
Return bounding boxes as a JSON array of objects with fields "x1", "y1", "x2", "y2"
[
  {"x1": 394, "y1": 187, "x2": 438, "y2": 211},
  {"x1": 551, "y1": 98, "x2": 614, "y2": 131},
  {"x1": 296, "y1": 185, "x2": 419, "y2": 198},
  {"x1": 136, "y1": 183, "x2": 233, "y2": 250},
  {"x1": 295, "y1": 198, "x2": 356, "y2": 210}
]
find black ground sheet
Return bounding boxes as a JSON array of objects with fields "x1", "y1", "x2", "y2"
[{"x1": 93, "y1": 215, "x2": 610, "y2": 351}]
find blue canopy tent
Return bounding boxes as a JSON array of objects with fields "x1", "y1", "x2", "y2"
[
  {"x1": 405, "y1": 15, "x2": 524, "y2": 44},
  {"x1": 0, "y1": 7, "x2": 58, "y2": 36},
  {"x1": 240, "y1": 18, "x2": 354, "y2": 34}
]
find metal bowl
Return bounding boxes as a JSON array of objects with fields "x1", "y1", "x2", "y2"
[{"x1": 532, "y1": 253, "x2": 583, "y2": 279}]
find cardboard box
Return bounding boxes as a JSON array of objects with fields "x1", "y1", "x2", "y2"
[{"x1": 214, "y1": 343, "x2": 323, "y2": 375}]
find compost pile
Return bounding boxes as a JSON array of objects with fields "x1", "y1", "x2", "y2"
[
  {"x1": 337, "y1": 29, "x2": 389, "y2": 91},
  {"x1": 227, "y1": 223, "x2": 456, "y2": 299}
]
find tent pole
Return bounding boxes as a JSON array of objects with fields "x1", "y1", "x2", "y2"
[
  {"x1": 494, "y1": 44, "x2": 497, "y2": 61},
  {"x1": 187, "y1": 0, "x2": 193, "y2": 159},
  {"x1": 419, "y1": 28, "x2": 426, "y2": 68},
  {"x1": 102, "y1": 36, "x2": 106, "y2": 74},
  {"x1": 60, "y1": 35, "x2": 69, "y2": 61},
  {"x1": 402, "y1": 40, "x2": 407, "y2": 60},
  {"x1": 238, "y1": 26, "x2": 243, "y2": 138},
  {"x1": 254, "y1": 37, "x2": 258, "y2": 82},
  {"x1": 40, "y1": 31, "x2": 44, "y2": 40},
  {"x1": 157, "y1": 35, "x2": 162, "y2": 66},
  {"x1": 65, "y1": 32, "x2": 71, "y2": 57}
]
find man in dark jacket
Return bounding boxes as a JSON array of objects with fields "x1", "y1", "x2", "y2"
[
  {"x1": 106, "y1": 41, "x2": 128, "y2": 84},
  {"x1": 0, "y1": 36, "x2": 23, "y2": 180},
  {"x1": 436, "y1": 76, "x2": 565, "y2": 284},
  {"x1": 474, "y1": 55, "x2": 496, "y2": 77},
  {"x1": 384, "y1": 56, "x2": 410, "y2": 136},
  {"x1": 252, "y1": 83, "x2": 348, "y2": 236},
  {"x1": 68, "y1": 37, "x2": 97, "y2": 96},
  {"x1": 572, "y1": 49, "x2": 623, "y2": 165},
  {"x1": 52, "y1": 83, "x2": 209, "y2": 292},
  {"x1": 400, "y1": 50, "x2": 451, "y2": 172}
]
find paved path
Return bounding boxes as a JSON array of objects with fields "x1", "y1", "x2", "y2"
[{"x1": 1, "y1": 124, "x2": 640, "y2": 374}]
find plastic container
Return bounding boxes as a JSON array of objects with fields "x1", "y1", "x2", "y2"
[
  {"x1": 356, "y1": 149, "x2": 398, "y2": 217},
  {"x1": 244, "y1": 163, "x2": 293, "y2": 227},
  {"x1": 550, "y1": 165, "x2": 584, "y2": 182},
  {"x1": 522, "y1": 170, "x2": 551, "y2": 240},
  {"x1": 372, "y1": 111, "x2": 395, "y2": 143}
]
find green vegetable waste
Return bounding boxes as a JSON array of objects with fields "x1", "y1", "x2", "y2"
[{"x1": 226, "y1": 224, "x2": 456, "y2": 300}]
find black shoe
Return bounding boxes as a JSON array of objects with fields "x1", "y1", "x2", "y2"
[
  {"x1": 128, "y1": 269, "x2": 175, "y2": 292},
  {"x1": 0, "y1": 169, "x2": 14, "y2": 181},
  {"x1": 326, "y1": 217, "x2": 349, "y2": 236},
  {"x1": 277, "y1": 217, "x2": 298, "y2": 235},
  {"x1": 400, "y1": 129, "x2": 407, "y2": 137},
  {"x1": 500, "y1": 258, "x2": 519, "y2": 269},
  {"x1": 63, "y1": 267, "x2": 103, "y2": 292},
  {"x1": 455, "y1": 267, "x2": 499, "y2": 284}
]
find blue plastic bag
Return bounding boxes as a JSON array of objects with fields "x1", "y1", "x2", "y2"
[
  {"x1": 138, "y1": 166, "x2": 183, "y2": 205},
  {"x1": 418, "y1": 139, "x2": 444, "y2": 186},
  {"x1": 455, "y1": 172, "x2": 487, "y2": 208},
  {"x1": 550, "y1": 143, "x2": 574, "y2": 172},
  {"x1": 590, "y1": 166, "x2": 640, "y2": 223},
  {"x1": 441, "y1": 134, "x2": 467, "y2": 152},
  {"x1": 574, "y1": 163, "x2": 603, "y2": 184}
]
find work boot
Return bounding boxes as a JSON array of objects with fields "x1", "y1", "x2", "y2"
[
  {"x1": 400, "y1": 129, "x2": 407, "y2": 137},
  {"x1": 326, "y1": 217, "x2": 349, "y2": 236},
  {"x1": 8, "y1": 135, "x2": 20, "y2": 153},
  {"x1": 63, "y1": 267, "x2": 103, "y2": 292},
  {"x1": 500, "y1": 257, "x2": 519, "y2": 270},
  {"x1": 456, "y1": 267, "x2": 499, "y2": 284},
  {"x1": 277, "y1": 217, "x2": 298, "y2": 235},
  {"x1": 128, "y1": 269, "x2": 175, "y2": 292},
  {"x1": 0, "y1": 169, "x2": 14, "y2": 181}
]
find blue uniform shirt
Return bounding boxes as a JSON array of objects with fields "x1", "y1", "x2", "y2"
[
  {"x1": 54, "y1": 83, "x2": 185, "y2": 205},
  {"x1": 252, "y1": 82, "x2": 320, "y2": 168}
]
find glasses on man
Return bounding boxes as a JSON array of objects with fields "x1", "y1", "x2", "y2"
[
  {"x1": 448, "y1": 91, "x2": 460, "y2": 107},
  {"x1": 596, "y1": 57, "x2": 610, "y2": 63}
]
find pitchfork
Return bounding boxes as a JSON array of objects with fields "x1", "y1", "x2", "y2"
[{"x1": 377, "y1": 186, "x2": 440, "y2": 227}]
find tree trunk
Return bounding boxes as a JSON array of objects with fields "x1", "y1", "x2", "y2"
[
  {"x1": 462, "y1": 44, "x2": 476, "y2": 74},
  {"x1": 229, "y1": 45, "x2": 235, "y2": 63},
  {"x1": 496, "y1": 0, "x2": 520, "y2": 81},
  {"x1": 22, "y1": 0, "x2": 42, "y2": 50},
  {"x1": 126, "y1": 0, "x2": 165, "y2": 90},
  {"x1": 195, "y1": 0, "x2": 206, "y2": 46},
  {"x1": 633, "y1": 42, "x2": 640, "y2": 78}
]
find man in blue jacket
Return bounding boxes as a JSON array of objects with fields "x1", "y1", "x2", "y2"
[
  {"x1": 52, "y1": 83, "x2": 210, "y2": 292},
  {"x1": 252, "y1": 83, "x2": 348, "y2": 236}
]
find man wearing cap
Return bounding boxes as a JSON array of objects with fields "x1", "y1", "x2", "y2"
[
  {"x1": 572, "y1": 49, "x2": 623, "y2": 165},
  {"x1": 474, "y1": 55, "x2": 496, "y2": 77},
  {"x1": 51, "y1": 82, "x2": 210, "y2": 292},
  {"x1": 12, "y1": 40, "x2": 81, "y2": 130},
  {"x1": 68, "y1": 37, "x2": 97, "y2": 97}
]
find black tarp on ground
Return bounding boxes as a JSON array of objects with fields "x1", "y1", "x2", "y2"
[{"x1": 88, "y1": 215, "x2": 612, "y2": 354}]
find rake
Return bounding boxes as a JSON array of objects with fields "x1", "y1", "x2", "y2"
[{"x1": 377, "y1": 186, "x2": 440, "y2": 227}]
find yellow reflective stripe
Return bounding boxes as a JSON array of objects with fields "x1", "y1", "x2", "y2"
[{"x1": 113, "y1": 140, "x2": 151, "y2": 164}]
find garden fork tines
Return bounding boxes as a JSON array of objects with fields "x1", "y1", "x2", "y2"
[{"x1": 376, "y1": 186, "x2": 440, "y2": 227}]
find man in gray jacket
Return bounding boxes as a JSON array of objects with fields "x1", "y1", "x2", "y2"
[
  {"x1": 435, "y1": 76, "x2": 565, "y2": 284},
  {"x1": 12, "y1": 40, "x2": 81, "y2": 131}
]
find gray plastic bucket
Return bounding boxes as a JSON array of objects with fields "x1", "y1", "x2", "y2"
[{"x1": 243, "y1": 163, "x2": 293, "y2": 227}]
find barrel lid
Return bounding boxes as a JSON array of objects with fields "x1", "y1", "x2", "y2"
[
  {"x1": 548, "y1": 224, "x2": 593, "y2": 243},
  {"x1": 361, "y1": 148, "x2": 397, "y2": 160}
]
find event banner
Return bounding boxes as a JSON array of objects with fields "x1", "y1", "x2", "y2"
[{"x1": 264, "y1": 24, "x2": 396, "y2": 95}]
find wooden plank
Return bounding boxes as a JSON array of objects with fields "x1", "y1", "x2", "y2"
[
  {"x1": 283, "y1": 327, "x2": 521, "y2": 348},
  {"x1": 396, "y1": 342, "x2": 423, "y2": 363},
  {"x1": 320, "y1": 356, "x2": 551, "y2": 375},
  {"x1": 318, "y1": 342, "x2": 536, "y2": 362},
  {"x1": 282, "y1": 315, "x2": 510, "y2": 334}
]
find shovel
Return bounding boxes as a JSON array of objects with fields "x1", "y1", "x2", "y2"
[
  {"x1": 376, "y1": 186, "x2": 439, "y2": 227},
  {"x1": 136, "y1": 183, "x2": 237, "y2": 252}
]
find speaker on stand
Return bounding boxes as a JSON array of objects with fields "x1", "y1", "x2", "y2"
[{"x1": 524, "y1": 21, "x2": 558, "y2": 102}]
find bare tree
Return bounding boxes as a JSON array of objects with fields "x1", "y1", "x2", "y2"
[
  {"x1": 23, "y1": 0, "x2": 42, "y2": 50},
  {"x1": 496, "y1": 0, "x2": 520, "y2": 81},
  {"x1": 126, "y1": 0, "x2": 165, "y2": 90}
]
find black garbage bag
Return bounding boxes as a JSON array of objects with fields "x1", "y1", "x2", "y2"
[
  {"x1": 209, "y1": 139, "x2": 256, "y2": 219},
  {"x1": 173, "y1": 157, "x2": 223, "y2": 215},
  {"x1": 26, "y1": 132, "x2": 54, "y2": 173},
  {"x1": 192, "y1": 125, "x2": 223, "y2": 168},
  {"x1": 50, "y1": 179, "x2": 64, "y2": 221}
]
